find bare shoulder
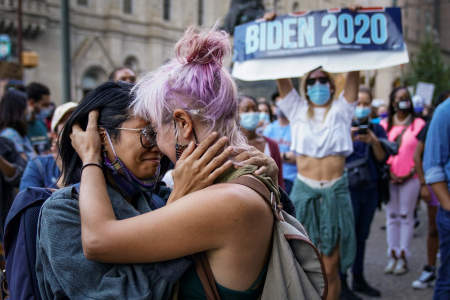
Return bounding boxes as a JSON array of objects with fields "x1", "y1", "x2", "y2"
[{"x1": 191, "y1": 183, "x2": 273, "y2": 222}]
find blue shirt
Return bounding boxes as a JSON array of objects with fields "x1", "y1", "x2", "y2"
[
  {"x1": 424, "y1": 98, "x2": 450, "y2": 190},
  {"x1": 263, "y1": 120, "x2": 297, "y2": 182},
  {"x1": 0, "y1": 127, "x2": 36, "y2": 160},
  {"x1": 19, "y1": 155, "x2": 60, "y2": 191},
  {"x1": 346, "y1": 122, "x2": 387, "y2": 184},
  {"x1": 36, "y1": 184, "x2": 191, "y2": 299}
]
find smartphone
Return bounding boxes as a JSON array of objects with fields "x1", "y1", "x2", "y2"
[{"x1": 357, "y1": 125, "x2": 369, "y2": 135}]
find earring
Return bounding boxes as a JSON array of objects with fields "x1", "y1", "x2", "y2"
[{"x1": 174, "y1": 121, "x2": 188, "y2": 160}]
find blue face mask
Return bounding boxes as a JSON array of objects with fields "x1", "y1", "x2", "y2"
[
  {"x1": 354, "y1": 107, "x2": 371, "y2": 119},
  {"x1": 259, "y1": 112, "x2": 270, "y2": 123},
  {"x1": 36, "y1": 107, "x2": 53, "y2": 120},
  {"x1": 307, "y1": 83, "x2": 331, "y2": 106},
  {"x1": 240, "y1": 112, "x2": 260, "y2": 131},
  {"x1": 379, "y1": 112, "x2": 388, "y2": 119}
]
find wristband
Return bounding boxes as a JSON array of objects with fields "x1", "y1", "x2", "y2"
[{"x1": 81, "y1": 163, "x2": 103, "y2": 173}]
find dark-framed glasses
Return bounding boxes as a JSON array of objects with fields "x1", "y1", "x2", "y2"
[
  {"x1": 306, "y1": 77, "x2": 329, "y2": 86},
  {"x1": 115, "y1": 126, "x2": 157, "y2": 149}
]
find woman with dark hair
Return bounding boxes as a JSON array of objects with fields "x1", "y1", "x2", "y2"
[
  {"x1": 380, "y1": 86, "x2": 425, "y2": 275},
  {"x1": 256, "y1": 98, "x2": 274, "y2": 132},
  {"x1": 0, "y1": 90, "x2": 36, "y2": 160},
  {"x1": 239, "y1": 95, "x2": 284, "y2": 189},
  {"x1": 276, "y1": 67, "x2": 359, "y2": 300}
]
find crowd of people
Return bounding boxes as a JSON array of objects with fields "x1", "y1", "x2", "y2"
[{"x1": 0, "y1": 24, "x2": 449, "y2": 300}]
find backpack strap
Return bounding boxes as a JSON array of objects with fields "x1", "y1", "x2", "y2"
[
  {"x1": 193, "y1": 175, "x2": 279, "y2": 300},
  {"x1": 229, "y1": 175, "x2": 284, "y2": 221},
  {"x1": 192, "y1": 253, "x2": 221, "y2": 300}
]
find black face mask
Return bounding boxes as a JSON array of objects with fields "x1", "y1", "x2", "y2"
[{"x1": 174, "y1": 120, "x2": 199, "y2": 161}]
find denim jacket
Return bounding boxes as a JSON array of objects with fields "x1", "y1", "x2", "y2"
[
  {"x1": 424, "y1": 98, "x2": 450, "y2": 190},
  {"x1": 36, "y1": 184, "x2": 191, "y2": 299}
]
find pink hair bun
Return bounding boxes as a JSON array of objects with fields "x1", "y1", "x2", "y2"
[{"x1": 175, "y1": 26, "x2": 231, "y2": 66}]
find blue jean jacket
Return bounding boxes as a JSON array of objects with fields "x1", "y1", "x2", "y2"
[
  {"x1": 424, "y1": 98, "x2": 450, "y2": 190},
  {"x1": 36, "y1": 184, "x2": 191, "y2": 300}
]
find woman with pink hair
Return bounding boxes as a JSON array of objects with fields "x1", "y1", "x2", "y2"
[{"x1": 70, "y1": 27, "x2": 284, "y2": 299}]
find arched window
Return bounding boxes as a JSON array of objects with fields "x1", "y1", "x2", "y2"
[
  {"x1": 198, "y1": 0, "x2": 204, "y2": 25},
  {"x1": 81, "y1": 66, "x2": 107, "y2": 97},
  {"x1": 124, "y1": 56, "x2": 139, "y2": 73},
  {"x1": 163, "y1": 0, "x2": 170, "y2": 21},
  {"x1": 123, "y1": 0, "x2": 132, "y2": 14}
]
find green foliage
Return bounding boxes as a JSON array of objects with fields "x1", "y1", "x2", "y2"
[{"x1": 403, "y1": 35, "x2": 450, "y2": 105}]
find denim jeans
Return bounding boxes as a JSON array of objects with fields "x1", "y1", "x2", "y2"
[
  {"x1": 434, "y1": 206, "x2": 450, "y2": 300},
  {"x1": 350, "y1": 185, "x2": 379, "y2": 276}
]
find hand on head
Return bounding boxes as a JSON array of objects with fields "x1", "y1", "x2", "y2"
[{"x1": 70, "y1": 111, "x2": 102, "y2": 164}]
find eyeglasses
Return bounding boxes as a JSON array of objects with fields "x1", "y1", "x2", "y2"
[
  {"x1": 306, "y1": 77, "x2": 329, "y2": 86},
  {"x1": 115, "y1": 126, "x2": 157, "y2": 149}
]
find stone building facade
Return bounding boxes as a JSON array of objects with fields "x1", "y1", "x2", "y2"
[{"x1": 0, "y1": 0, "x2": 229, "y2": 104}]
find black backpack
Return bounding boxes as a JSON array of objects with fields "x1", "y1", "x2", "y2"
[{"x1": 3, "y1": 185, "x2": 78, "y2": 300}]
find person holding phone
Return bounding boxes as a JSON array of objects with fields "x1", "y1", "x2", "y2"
[
  {"x1": 380, "y1": 86, "x2": 425, "y2": 276},
  {"x1": 342, "y1": 87, "x2": 387, "y2": 298}
]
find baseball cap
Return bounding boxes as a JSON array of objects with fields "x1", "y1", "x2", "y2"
[{"x1": 51, "y1": 101, "x2": 78, "y2": 132}]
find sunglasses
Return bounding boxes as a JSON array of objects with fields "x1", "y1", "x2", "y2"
[
  {"x1": 306, "y1": 77, "x2": 329, "y2": 86},
  {"x1": 115, "y1": 125, "x2": 158, "y2": 149}
]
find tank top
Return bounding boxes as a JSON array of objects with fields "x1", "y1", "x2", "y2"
[{"x1": 178, "y1": 166, "x2": 277, "y2": 299}]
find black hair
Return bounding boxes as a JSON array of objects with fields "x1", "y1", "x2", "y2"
[
  {"x1": 0, "y1": 89, "x2": 28, "y2": 136},
  {"x1": 387, "y1": 86, "x2": 416, "y2": 132},
  {"x1": 26, "y1": 82, "x2": 50, "y2": 102},
  {"x1": 60, "y1": 81, "x2": 135, "y2": 185},
  {"x1": 108, "y1": 66, "x2": 129, "y2": 81},
  {"x1": 437, "y1": 90, "x2": 450, "y2": 107},
  {"x1": 358, "y1": 86, "x2": 373, "y2": 102},
  {"x1": 271, "y1": 92, "x2": 280, "y2": 102}
]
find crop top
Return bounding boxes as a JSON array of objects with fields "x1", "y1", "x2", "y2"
[{"x1": 278, "y1": 89, "x2": 356, "y2": 158}]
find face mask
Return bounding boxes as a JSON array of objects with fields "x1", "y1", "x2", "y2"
[
  {"x1": 174, "y1": 120, "x2": 199, "y2": 161},
  {"x1": 307, "y1": 83, "x2": 331, "y2": 106},
  {"x1": 397, "y1": 100, "x2": 411, "y2": 111},
  {"x1": 379, "y1": 112, "x2": 388, "y2": 119},
  {"x1": 103, "y1": 131, "x2": 158, "y2": 195},
  {"x1": 259, "y1": 112, "x2": 270, "y2": 123},
  {"x1": 36, "y1": 107, "x2": 53, "y2": 120},
  {"x1": 275, "y1": 107, "x2": 286, "y2": 119},
  {"x1": 240, "y1": 112, "x2": 260, "y2": 131},
  {"x1": 414, "y1": 106, "x2": 424, "y2": 114},
  {"x1": 354, "y1": 107, "x2": 371, "y2": 119}
]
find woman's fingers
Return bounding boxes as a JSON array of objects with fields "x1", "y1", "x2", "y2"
[
  {"x1": 178, "y1": 141, "x2": 196, "y2": 161},
  {"x1": 197, "y1": 136, "x2": 229, "y2": 166},
  {"x1": 209, "y1": 160, "x2": 233, "y2": 182},
  {"x1": 87, "y1": 110, "x2": 99, "y2": 130},
  {"x1": 189, "y1": 132, "x2": 219, "y2": 160},
  {"x1": 203, "y1": 145, "x2": 234, "y2": 174},
  {"x1": 71, "y1": 124, "x2": 82, "y2": 135},
  {"x1": 254, "y1": 166, "x2": 267, "y2": 176}
]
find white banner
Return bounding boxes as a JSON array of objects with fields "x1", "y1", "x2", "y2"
[{"x1": 232, "y1": 48, "x2": 409, "y2": 81}]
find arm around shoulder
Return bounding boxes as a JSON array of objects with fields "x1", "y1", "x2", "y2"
[{"x1": 82, "y1": 183, "x2": 270, "y2": 264}]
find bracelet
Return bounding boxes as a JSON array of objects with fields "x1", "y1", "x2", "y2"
[{"x1": 81, "y1": 163, "x2": 103, "y2": 173}]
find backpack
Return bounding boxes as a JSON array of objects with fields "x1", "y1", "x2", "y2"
[
  {"x1": 3, "y1": 185, "x2": 78, "y2": 300},
  {"x1": 193, "y1": 175, "x2": 327, "y2": 300}
]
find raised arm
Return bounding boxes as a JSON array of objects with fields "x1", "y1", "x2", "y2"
[
  {"x1": 276, "y1": 78, "x2": 294, "y2": 98},
  {"x1": 343, "y1": 71, "x2": 360, "y2": 103}
]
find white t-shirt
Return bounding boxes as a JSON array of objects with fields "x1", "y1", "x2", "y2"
[{"x1": 278, "y1": 89, "x2": 356, "y2": 158}]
